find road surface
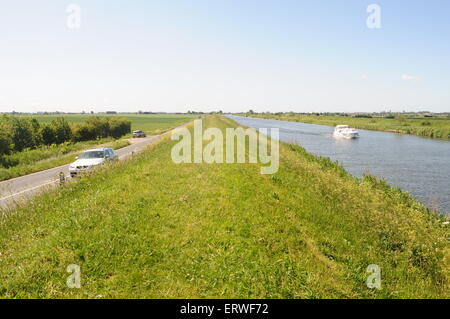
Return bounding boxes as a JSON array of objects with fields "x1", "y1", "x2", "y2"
[{"x1": 0, "y1": 125, "x2": 185, "y2": 210}]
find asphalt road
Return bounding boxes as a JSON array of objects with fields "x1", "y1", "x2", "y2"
[{"x1": 0, "y1": 134, "x2": 161, "y2": 210}]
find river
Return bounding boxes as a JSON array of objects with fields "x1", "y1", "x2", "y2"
[{"x1": 228, "y1": 115, "x2": 450, "y2": 215}]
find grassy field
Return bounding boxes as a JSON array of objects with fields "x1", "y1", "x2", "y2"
[
  {"x1": 0, "y1": 115, "x2": 448, "y2": 298},
  {"x1": 30, "y1": 114, "x2": 198, "y2": 136},
  {"x1": 0, "y1": 139, "x2": 130, "y2": 182},
  {"x1": 248, "y1": 113, "x2": 450, "y2": 140}
]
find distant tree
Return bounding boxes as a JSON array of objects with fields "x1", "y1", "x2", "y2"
[
  {"x1": 0, "y1": 115, "x2": 132, "y2": 155},
  {"x1": 52, "y1": 118, "x2": 72, "y2": 144},
  {"x1": 10, "y1": 117, "x2": 34, "y2": 152},
  {"x1": 0, "y1": 126, "x2": 12, "y2": 155},
  {"x1": 109, "y1": 118, "x2": 131, "y2": 139},
  {"x1": 87, "y1": 117, "x2": 110, "y2": 138},
  {"x1": 72, "y1": 124, "x2": 96, "y2": 142},
  {"x1": 40, "y1": 124, "x2": 56, "y2": 145},
  {"x1": 30, "y1": 118, "x2": 42, "y2": 147}
]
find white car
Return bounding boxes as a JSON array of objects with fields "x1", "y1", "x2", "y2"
[
  {"x1": 133, "y1": 130, "x2": 147, "y2": 138},
  {"x1": 69, "y1": 148, "x2": 118, "y2": 178}
]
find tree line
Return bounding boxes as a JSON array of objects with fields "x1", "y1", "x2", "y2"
[{"x1": 0, "y1": 115, "x2": 131, "y2": 156}]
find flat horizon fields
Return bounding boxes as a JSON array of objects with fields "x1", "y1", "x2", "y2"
[{"x1": 0, "y1": 115, "x2": 448, "y2": 298}]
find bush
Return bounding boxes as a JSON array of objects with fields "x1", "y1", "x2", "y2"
[
  {"x1": 40, "y1": 125, "x2": 56, "y2": 145},
  {"x1": 109, "y1": 118, "x2": 131, "y2": 138},
  {"x1": 30, "y1": 119, "x2": 42, "y2": 146},
  {"x1": 72, "y1": 124, "x2": 96, "y2": 142},
  {"x1": 10, "y1": 117, "x2": 34, "y2": 152},
  {"x1": 72, "y1": 117, "x2": 131, "y2": 142},
  {"x1": 0, "y1": 128, "x2": 12, "y2": 156},
  {"x1": 0, "y1": 115, "x2": 131, "y2": 163},
  {"x1": 86, "y1": 117, "x2": 110, "y2": 139},
  {"x1": 0, "y1": 115, "x2": 44, "y2": 153},
  {"x1": 52, "y1": 118, "x2": 72, "y2": 144}
]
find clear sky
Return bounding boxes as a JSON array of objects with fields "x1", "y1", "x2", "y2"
[{"x1": 0, "y1": 0, "x2": 449, "y2": 113}]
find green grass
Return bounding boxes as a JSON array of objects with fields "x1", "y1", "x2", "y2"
[
  {"x1": 30, "y1": 113, "x2": 198, "y2": 136},
  {"x1": 248, "y1": 113, "x2": 450, "y2": 140},
  {"x1": 0, "y1": 139, "x2": 130, "y2": 182},
  {"x1": 0, "y1": 115, "x2": 448, "y2": 299}
]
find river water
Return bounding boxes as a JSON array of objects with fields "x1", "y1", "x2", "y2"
[{"x1": 228, "y1": 115, "x2": 450, "y2": 215}]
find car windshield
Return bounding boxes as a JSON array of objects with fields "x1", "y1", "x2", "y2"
[{"x1": 79, "y1": 151, "x2": 105, "y2": 159}]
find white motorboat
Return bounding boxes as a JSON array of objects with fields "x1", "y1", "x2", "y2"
[{"x1": 333, "y1": 125, "x2": 359, "y2": 139}]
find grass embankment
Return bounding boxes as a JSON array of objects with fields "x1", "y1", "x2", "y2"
[
  {"x1": 249, "y1": 113, "x2": 450, "y2": 140},
  {"x1": 0, "y1": 116, "x2": 448, "y2": 298},
  {"x1": 0, "y1": 139, "x2": 130, "y2": 182},
  {"x1": 32, "y1": 114, "x2": 198, "y2": 136}
]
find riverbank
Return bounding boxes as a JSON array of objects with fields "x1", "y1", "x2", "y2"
[
  {"x1": 229, "y1": 115, "x2": 450, "y2": 215},
  {"x1": 245, "y1": 113, "x2": 450, "y2": 141},
  {"x1": 0, "y1": 115, "x2": 448, "y2": 298}
]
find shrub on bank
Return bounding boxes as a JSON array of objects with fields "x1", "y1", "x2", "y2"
[
  {"x1": 0, "y1": 127, "x2": 12, "y2": 156},
  {"x1": 0, "y1": 115, "x2": 131, "y2": 158},
  {"x1": 72, "y1": 117, "x2": 131, "y2": 142}
]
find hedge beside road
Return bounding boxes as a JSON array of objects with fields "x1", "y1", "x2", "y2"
[{"x1": 0, "y1": 115, "x2": 131, "y2": 156}]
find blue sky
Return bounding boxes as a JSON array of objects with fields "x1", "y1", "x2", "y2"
[{"x1": 0, "y1": 0, "x2": 449, "y2": 113}]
